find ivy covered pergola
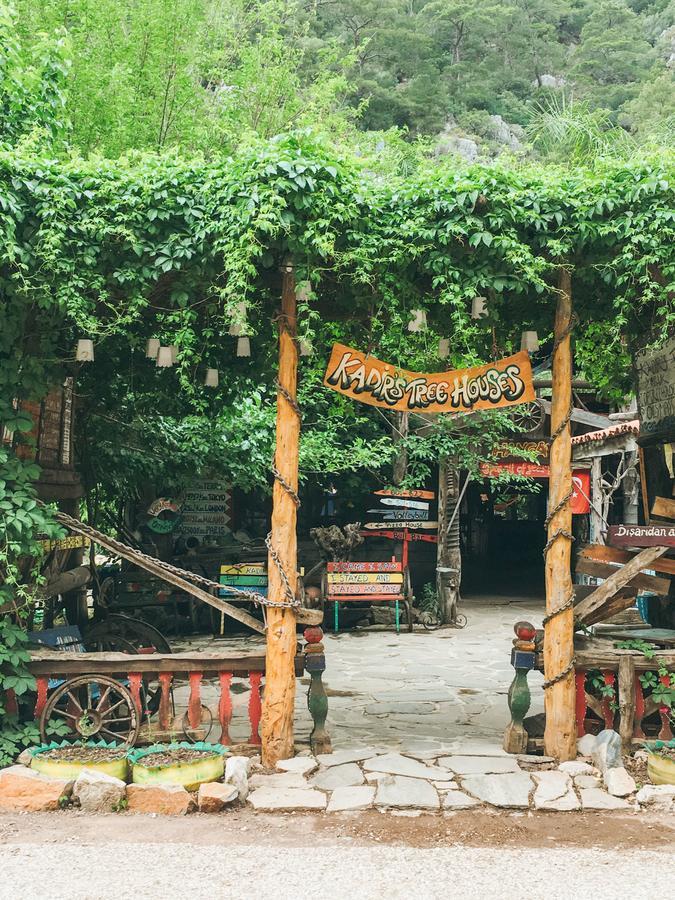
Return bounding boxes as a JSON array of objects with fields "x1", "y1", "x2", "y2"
[{"x1": 1, "y1": 132, "x2": 673, "y2": 762}]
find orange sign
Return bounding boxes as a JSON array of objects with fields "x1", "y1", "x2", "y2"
[{"x1": 323, "y1": 343, "x2": 535, "y2": 414}]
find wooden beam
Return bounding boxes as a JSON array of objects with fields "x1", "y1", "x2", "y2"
[
  {"x1": 651, "y1": 496, "x2": 675, "y2": 520},
  {"x1": 261, "y1": 262, "x2": 300, "y2": 766},
  {"x1": 544, "y1": 268, "x2": 576, "y2": 761},
  {"x1": 618, "y1": 655, "x2": 636, "y2": 752},
  {"x1": 574, "y1": 545, "x2": 670, "y2": 624},
  {"x1": 575, "y1": 558, "x2": 670, "y2": 595},
  {"x1": 539, "y1": 398, "x2": 612, "y2": 429},
  {"x1": 579, "y1": 543, "x2": 675, "y2": 577},
  {"x1": 27, "y1": 649, "x2": 305, "y2": 678}
]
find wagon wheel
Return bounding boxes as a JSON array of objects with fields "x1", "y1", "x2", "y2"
[
  {"x1": 507, "y1": 399, "x2": 544, "y2": 436},
  {"x1": 85, "y1": 613, "x2": 173, "y2": 654},
  {"x1": 181, "y1": 705, "x2": 214, "y2": 743},
  {"x1": 40, "y1": 674, "x2": 140, "y2": 746}
]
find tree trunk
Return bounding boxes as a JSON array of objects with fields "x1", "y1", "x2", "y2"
[
  {"x1": 392, "y1": 412, "x2": 409, "y2": 486},
  {"x1": 262, "y1": 262, "x2": 300, "y2": 766},
  {"x1": 544, "y1": 268, "x2": 577, "y2": 761}
]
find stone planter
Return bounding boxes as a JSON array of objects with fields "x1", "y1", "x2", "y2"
[
  {"x1": 647, "y1": 740, "x2": 675, "y2": 786},
  {"x1": 128, "y1": 742, "x2": 228, "y2": 791},
  {"x1": 30, "y1": 740, "x2": 129, "y2": 781}
]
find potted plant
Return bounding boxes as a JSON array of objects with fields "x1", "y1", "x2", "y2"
[
  {"x1": 30, "y1": 740, "x2": 129, "y2": 780},
  {"x1": 128, "y1": 742, "x2": 228, "y2": 790},
  {"x1": 646, "y1": 739, "x2": 675, "y2": 785}
]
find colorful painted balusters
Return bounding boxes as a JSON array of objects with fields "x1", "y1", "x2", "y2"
[{"x1": 304, "y1": 625, "x2": 332, "y2": 755}]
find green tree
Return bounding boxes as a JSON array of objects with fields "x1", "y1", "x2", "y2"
[{"x1": 571, "y1": 0, "x2": 655, "y2": 110}]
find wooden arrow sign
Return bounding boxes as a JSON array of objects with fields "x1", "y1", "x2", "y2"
[
  {"x1": 360, "y1": 529, "x2": 438, "y2": 543},
  {"x1": 367, "y1": 509, "x2": 427, "y2": 520},
  {"x1": 378, "y1": 497, "x2": 430, "y2": 510},
  {"x1": 363, "y1": 521, "x2": 438, "y2": 530},
  {"x1": 375, "y1": 489, "x2": 435, "y2": 500}
]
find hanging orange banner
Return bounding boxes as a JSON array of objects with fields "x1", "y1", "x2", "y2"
[{"x1": 323, "y1": 343, "x2": 535, "y2": 414}]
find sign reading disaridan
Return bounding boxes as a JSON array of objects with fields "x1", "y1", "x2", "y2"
[{"x1": 323, "y1": 343, "x2": 535, "y2": 414}]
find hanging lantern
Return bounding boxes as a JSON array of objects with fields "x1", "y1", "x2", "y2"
[
  {"x1": 75, "y1": 339, "x2": 94, "y2": 362},
  {"x1": 520, "y1": 330, "x2": 539, "y2": 352},
  {"x1": 146, "y1": 338, "x2": 160, "y2": 359},
  {"x1": 298, "y1": 337, "x2": 314, "y2": 357},
  {"x1": 169, "y1": 345, "x2": 179, "y2": 364},
  {"x1": 156, "y1": 346, "x2": 173, "y2": 367},
  {"x1": 205, "y1": 368, "x2": 219, "y2": 387},
  {"x1": 471, "y1": 296, "x2": 488, "y2": 320},
  {"x1": 228, "y1": 301, "x2": 248, "y2": 336},
  {"x1": 407, "y1": 309, "x2": 427, "y2": 333},
  {"x1": 438, "y1": 338, "x2": 450, "y2": 359},
  {"x1": 237, "y1": 336, "x2": 251, "y2": 357},
  {"x1": 296, "y1": 281, "x2": 312, "y2": 304}
]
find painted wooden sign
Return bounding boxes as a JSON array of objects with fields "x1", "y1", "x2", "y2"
[
  {"x1": 39, "y1": 535, "x2": 90, "y2": 552},
  {"x1": 374, "y1": 489, "x2": 435, "y2": 500},
  {"x1": 367, "y1": 509, "x2": 427, "y2": 520},
  {"x1": 608, "y1": 523, "x2": 675, "y2": 549},
  {"x1": 327, "y1": 561, "x2": 402, "y2": 572},
  {"x1": 327, "y1": 572, "x2": 403, "y2": 584},
  {"x1": 363, "y1": 520, "x2": 438, "y2": 530},
  {"x1": 492, "y1": 440, "x2": 550, "y2": 463},
  {"x1": 328, "y1": 583, "x2": 402, "y2": 595},
  {"x1": 480, "y1": 461, "x2": 550, "y2": 478},
  {"x1": 323, "y1": 343, "x2": 535, "y2": 414},
  {"x1": 220, "y1": 564, "x2": 266, "y2": 575},
  {"x1": 361, "y1": 529, "x2": 438, "y2": 543},
  {"x1": 378, "y1": 498, "x2": 429, "y2": 510},
  {"x1": 219, "y1": 575, "x2": 268, "y2": 586},
  {"x1": 635, "y1": 332, "x2": 675, "y2": 442},
  {"x1": 180, "y1": 479, "x2": 231, "y2": 539}
]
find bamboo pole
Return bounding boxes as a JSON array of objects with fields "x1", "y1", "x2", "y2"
[
  {"x1": 261, "y1": 262, "x2": 300, "y2": 766},
  {"x1": 543, "y1": 267, "x2": 577, "y2": 761}
]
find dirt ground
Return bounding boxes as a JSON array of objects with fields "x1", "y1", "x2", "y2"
[{"x1": 2, "y1": 807, "x2": 673, "y2": 851}]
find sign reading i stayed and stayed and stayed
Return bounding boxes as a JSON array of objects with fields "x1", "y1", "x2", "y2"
[{"x1": 323, "y1": 343, "x2": 535, "y2": 414}]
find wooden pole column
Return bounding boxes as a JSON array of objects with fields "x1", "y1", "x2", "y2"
[
  {"x1": 262, "y1": 262, "x2": 300, "y2": 766},
  {"x1": 543, "y1": 267, "x2": 577, "y2": 761}
]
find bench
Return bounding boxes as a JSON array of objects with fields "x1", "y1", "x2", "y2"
[{"x1": 321, "y1": 560, "x2": 413, "y2": 634}]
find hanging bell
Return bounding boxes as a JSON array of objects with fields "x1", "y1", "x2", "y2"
[
  {"x1": 205, "y1": 368, "x2": 219, "y2": 387},
  {"x1": 471, "y1": 296, "x2": 488, "y2": 320},
  {"x1": 145, "y1": 338, "x2": 160, "y2": 359},
  {"x1": 156, "y1": 346, "x2": 174, "y2": 367},
  {"x1": 438, "y1": 338, "x2": 450, "y2": 359},
  {"x1": 75, "y1": 339, "x2": 94, "y2": 362},
  {"x1": 236, "y1": 336, "x2": 251, "y2": 357},
  {"x1": 520, "y1": 330, "x2": 539, "y2": 352},
  {"x1": 298, "y1": 337, "x2": 314, "y2": 357},
  {"x1": 296, "y1": 281, "x2": 312, "y2": 304},
  {"x1": 407, "y1": 309, "x2": 427, "y2": 333}
]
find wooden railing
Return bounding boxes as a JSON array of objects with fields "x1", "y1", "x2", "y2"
[
  {"x1": 23, "y1": 626, "x2": 331, "y2": 753},
  {"x1": 504, "y1": 638, "x2": 675, "y2": 753}
]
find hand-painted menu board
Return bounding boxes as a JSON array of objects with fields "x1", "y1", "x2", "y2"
[
  {"x1": 364, "y1": 488, "x2": 437, "y2": 531},
  {"x1": 323, "y1": 343, "x2": 535, "y2": 414},
  {"x1": 180, "y1": 480, "x2": 231, "y2": 540},
  {"x1": 635, "y1": 332, "x2": 675, "y2": 443}
]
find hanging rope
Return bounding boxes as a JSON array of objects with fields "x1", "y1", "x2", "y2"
[{"x1": 541, "y1": 306, "x2": 578, "y2": 691}]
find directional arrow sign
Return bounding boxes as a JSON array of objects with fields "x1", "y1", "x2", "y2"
[
  {"x1": 363, "y1": 521, "x2": 438, "y2": 530},
  {"x1": 374, "y1": 489, "x2": 435, "y2": 500},
  {"x1": 378, "y1": 497, "x2": 430, "y2": 510},
  {"x1": 367, "y1": 509, "x2": 427, "y2": 520}
]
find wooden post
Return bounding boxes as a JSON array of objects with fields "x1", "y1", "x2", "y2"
[
  {"x1": 590, "y1": 457, "x2": 603, "y2": 544},
  {"x1": 392, "y1": 412, "x2": 409, "y2": 486},
  {"x1": 437, "y1": 459, "x2": 461, "y2": 624},
  {"x1": 261, "y1": 262, "x2": 300, "y2": 766},
  {"x1": 544, "y1": 268, "x2": 577, "y2": 761}
]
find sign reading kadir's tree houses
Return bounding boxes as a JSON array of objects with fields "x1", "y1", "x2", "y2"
[{"x1": 323, "y1": 343, "x2": 535, "y2": 414}]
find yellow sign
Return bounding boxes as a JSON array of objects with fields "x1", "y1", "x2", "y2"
[
  {"x1": 323, "y1": 343, "x2": 535, "y2": 414},
  {"x1": 39, "y1": 535, "x2": 90, "y2": 552}
]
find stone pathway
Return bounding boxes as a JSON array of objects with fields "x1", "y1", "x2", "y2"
[
  {"x1": 175, "y1": 597, "x2": 545, "y2": 749},
  {"x1": 245, "y1": 742, "x2": 661, "y2": 815}
]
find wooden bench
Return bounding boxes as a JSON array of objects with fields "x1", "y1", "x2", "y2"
[{"x1": 321, "y1": 560, "x2": 412, "y2": 634}]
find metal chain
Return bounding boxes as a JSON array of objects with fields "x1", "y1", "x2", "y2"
[
  {"x1": 542, "y1": 305, "x2": 577, "y2": 691},
  {"x1": 265, "y1": 532, "x2": 301, "y2": 608},
  {"x1": 49, "y1": 509, "x2": 299, "y2": 610},
  {"x1": 270, "y1": 464, "x2": 301, "y2": 508},
  {"x1": 276, "y1": 380, "x2": 302, "y2": 420}
]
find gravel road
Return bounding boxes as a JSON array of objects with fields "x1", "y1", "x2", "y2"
[{"x1": 1, "y1": 842, "x2": 672, "y2": 900}]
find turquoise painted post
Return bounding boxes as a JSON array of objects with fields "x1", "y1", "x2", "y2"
[
  {"x1": 304, "y1": 626, "x2": 332, "y2": 754},
  {"x1": 334, "y1": 602, "x2": 339, "y2": 633},
  {"x1": 395, "y1": 599, "x2": 400, "y2": 634},
  {"x1": 503, "y1": 621, "x2": 537, "y2": 754}
]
